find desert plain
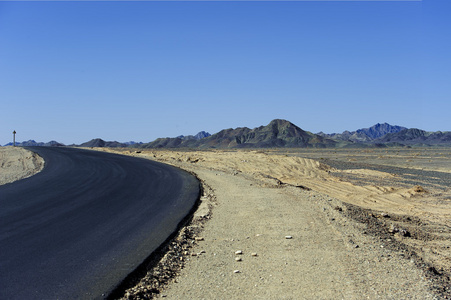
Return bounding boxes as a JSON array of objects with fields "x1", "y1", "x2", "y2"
[{"x1": 1, "y1": 146, "x2": 450, "y2": 299}]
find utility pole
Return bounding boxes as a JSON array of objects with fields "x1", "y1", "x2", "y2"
[{"x1": 13, "y1": 130, "x2": 16, "y2": 147}]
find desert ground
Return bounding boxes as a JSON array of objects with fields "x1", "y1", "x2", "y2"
[
  {"x1": 0, "y1": 146, "x2": 44, "y2": 185},
  {"x1": 1, "y1": 147, "x2": 450, "y2": 299}
]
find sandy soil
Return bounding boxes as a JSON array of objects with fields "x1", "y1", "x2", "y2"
[
  {"x1": 2, "y1": 147, "x2": 450, "y2": 299},
  {"x1": 0, "y1": 146, "x2": 44, "y2": 185},
  {"x1": 95, "y1": 148, "x2": 450, "y2": 299}
]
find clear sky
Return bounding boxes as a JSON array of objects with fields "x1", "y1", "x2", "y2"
[{"x1": 0, "y1": 0, "x2": 449, "y2": 145}]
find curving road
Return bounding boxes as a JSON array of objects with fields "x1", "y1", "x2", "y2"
[{"x1": 0, "y1": 147, "x2": 199, "y2": 299}]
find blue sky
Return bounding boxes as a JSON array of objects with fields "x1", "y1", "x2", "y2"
[{"x1": 0, "y1": 0, "x2": 449, "y2": 145}]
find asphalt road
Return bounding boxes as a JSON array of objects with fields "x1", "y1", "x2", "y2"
[{"x1": 0, "y1": 147, "x2": 199, "y2": 299}]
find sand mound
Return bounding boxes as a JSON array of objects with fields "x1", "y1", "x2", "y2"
[{"x1": 0, "y1": 147, "x2": 44, "y2": 185}]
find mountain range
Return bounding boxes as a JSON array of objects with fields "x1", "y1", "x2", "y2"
[
  {"x1": 317, "y1": 123, "x2": 407, "y2": 143},
  {"x1": 2, "y1": 140, "x2": 65, "y2": 147},
  {"x1": 3, "y1": 120, "x2": 450, "y2": 148},
  {"x1": 140, "y1": 119, "x2": 336, "y2": 149}
]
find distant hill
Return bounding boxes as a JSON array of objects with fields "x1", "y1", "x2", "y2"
[
  {"x1": 318, "y1": 123, "x2": 407, "y2": 143},
  {"x1": 140, "y1": 119, "x2": 337, "y2": 149},
  {"x1": 140, "y1": 131, "x2": 210, "y2": 148},
  {"x1": 13, "y1": 121, "x2": 447, "y2": 149},
  {"x1": 177, "y1": 131, "x2": 211, "y2": 141},
  {"x1": 2, "y1": 140, "x2": 65, "y2": 147},
  {"x1": 76, "y1": 132, "x2": 209, "y2": 148},
  {"x1": 374, "y1": 128, "x2": 451, "y2": 146},
  {"x1": 123, "y1": 141, "x2": 143, "y2": 146},
  {"x1": 78, "y1": 138, "x2": 128, "y2": 148}
]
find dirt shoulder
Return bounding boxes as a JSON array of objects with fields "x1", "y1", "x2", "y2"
[
  {"x1": 0, "y1": 146, "x2": 44, "y2": 185},
  {"x1": 94, "y1": 148, "x2": 450, "y2": 299}
]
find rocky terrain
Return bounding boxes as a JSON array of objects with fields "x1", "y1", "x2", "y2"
[{"x1": 94, "y1": 147, "x2": 451, "y2": 299}]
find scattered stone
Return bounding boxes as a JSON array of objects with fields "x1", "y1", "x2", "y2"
[
  {"x1": 388, "y1": 224, "x2": 399, "y2": 233},
  {"x1": 235, "y1": 250, "x2": 243, "y2": 255},
  {"x1": 191, "y1": 253, "x2": 197, "y2": 256},
  {"x1": 200, "y1": 250, "x2": 206, "y2": 254},
  {"x1": 413, "y1": 185, "x2": 427, "y2": 193},
  {"x1": 285, "y1": 236, "x2": 293, "y2": 239},
  {"x1": 235, "y1": 257, "x2": 242, "y2": 262},
  {"x1": 251, "y1": 252, "x2": 258, "y2": 256},
  {"x1": 195, "y1": 237, "x2": 204, "y2": 241},
  {"x1": 234, "y1": 270, "x2": 240, "y2": 273},
  {"x1": 399, "y1": 229, "x2": 411, "y2": 237}
]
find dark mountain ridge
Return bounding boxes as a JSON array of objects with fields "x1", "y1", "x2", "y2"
[
  {"x1": 177, "y1": 131, "x2": 211, "y2": 141},
  {"x1": 4, "y1": 121, "x2": 449, "y2": 148},
  {"x1": 140, "y1": 119, "x2": 337, "y2": 149},
  {"x1": 2, "y1": 140, "x2": 65, "y2": 147},
  {"x1": 375, "y1": 128, "x2": 451, "y2": 145},
  {"x1": 318, "y1": 123, "x2": 407, "y2": 143},
  {"x1": 78, "y1": 138, "x2": 128, "y2": 148}
]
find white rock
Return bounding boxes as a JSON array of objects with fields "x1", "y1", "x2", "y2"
[
  {"x1": 235, "y1": 250, "x2": 243, "y2": 255},
  {"x1": 285, "y1": 236, "x2": 293, "y2": 239}
]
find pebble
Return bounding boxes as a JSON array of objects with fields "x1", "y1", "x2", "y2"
[
  {"x1": 251, "y1": 252, "x2": 258, "y2": 256},
  {"x1": 235, "y1": 257, "x2": 242, "y2": 261},
  {"x1": 195, "y1": 237, "x2": 204, "y2": 241},
  {"x1": 235, "y1": 250, "x2": 243, "y2": 255},
  {"x1": 200, "y1": 250, "x2": 206, "y2": 253},
  {"x1": 234, "y1": 270, "x2": 240, "y2": 273},
  {"x1": 285, "y1": 236, "x2": 293, "y2": 239}
]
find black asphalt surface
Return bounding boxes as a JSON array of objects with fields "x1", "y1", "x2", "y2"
[{"x1": 0, "y1": 147, "x2": 199, "y2": 299}]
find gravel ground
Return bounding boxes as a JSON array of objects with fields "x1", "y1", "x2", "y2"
[
  {"x1": 115, "y1": 170, "x2": 440, "y2": 299},
  {"x1": 98, "y1": 148, "x2": 450, "y2": 300},
  {"x1": 321, "y1": 158, "x2": 451, "y2": 191}
]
